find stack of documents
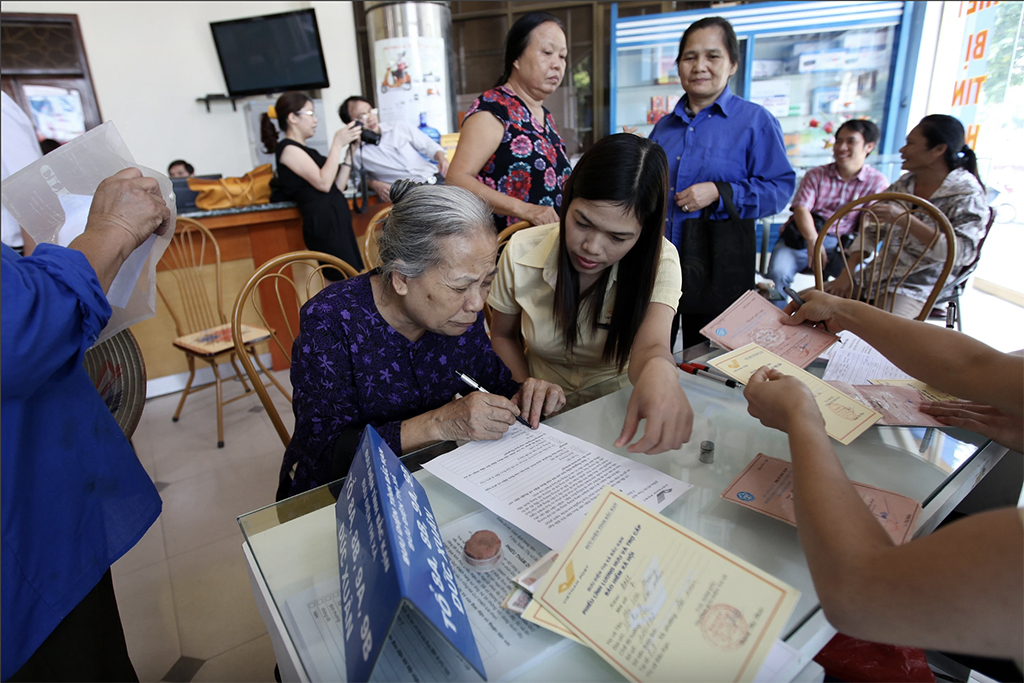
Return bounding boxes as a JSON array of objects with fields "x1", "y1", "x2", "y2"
[
  {"x1": 515, "y1": 487, "x2": 802, "y2": 682},
  {"x1": 421, "y1": 422, "x2": 692, "y2": 550},
  {"x1": 709, "y1": 343, "x2": 882, "y2": 445}
]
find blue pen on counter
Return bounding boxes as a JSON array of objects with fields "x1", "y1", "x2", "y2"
[{"x1": 455, "y1": 369, "x2": 532, "y2": 427}]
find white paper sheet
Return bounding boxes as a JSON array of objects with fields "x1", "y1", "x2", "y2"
[
  {"x1": 280, "y1": 509, "x2": 571, "y2": 682},
  {"x1": 753, "y1": 640, "x2": 808, "y2": 683},
  {"x1": 55, "y1": 193, "x2": 161, "y2": 309},
  {"x1": 421, "y1": 423, "x2": 691, "y2": 550},
  {"x1": 820, "y1": 332, "x2": 912, "y2": 384}
]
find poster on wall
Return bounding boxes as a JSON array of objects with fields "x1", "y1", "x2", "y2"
[
  {"x1": 22, "y1": 85, "x2": 86, "y2": 143},
  {"x1": 373, "y1": 36, "x2": 450, "y2": 135}
]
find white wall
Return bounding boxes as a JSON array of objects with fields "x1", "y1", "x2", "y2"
[{"x1": 2, "y1": 1, "x2": 362, "y2": 177}]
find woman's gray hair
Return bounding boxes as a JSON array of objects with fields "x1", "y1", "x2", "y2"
[{"x1": 378, "y1": 182, "x2": 494, "y2": 283}]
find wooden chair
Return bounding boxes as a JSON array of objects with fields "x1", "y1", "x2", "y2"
[
  {"x1": 231, "y1": 251, "x2": 360, "y2": 448},
  {"x1": 929, "y1": 207, "x2": 995, "y2": 330},
  {"x1": 158, "y1": 217, "x2": 277, "y2": 448},
  {"x1": 361, "y1": 204, "x2": 391, "y2": 272},
  {"x1": 485, "y1": 220, "x2": 532, "y2": 330},
  {"x1": 496, "y1": 220, "x2": 532, "y2": 253},
  {"x1": 812, "y1": 192, "x2": 957, "y2": 321}
]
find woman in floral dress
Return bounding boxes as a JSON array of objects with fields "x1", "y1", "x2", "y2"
[{"x1": 448, "y1": 12, "x2": 573, "y2": 230}]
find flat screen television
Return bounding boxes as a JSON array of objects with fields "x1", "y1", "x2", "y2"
[{"x1": 210, "y1": 9, "x2": 329, "y2": 98}]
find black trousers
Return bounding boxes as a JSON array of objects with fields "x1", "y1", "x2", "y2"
[
  {"x1": 672, "y1": 310, "x2": 718, "y2": 353},
  {"x1": 9, "y1": 570, "x2": 137, "y2": 682}
]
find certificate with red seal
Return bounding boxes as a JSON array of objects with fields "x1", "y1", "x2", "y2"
[{"x1": 532, "y1": 487, "x2": 800, "y2": 683}]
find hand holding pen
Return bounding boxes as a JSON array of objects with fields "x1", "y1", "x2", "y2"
[
  {"x1": 455, "y1": 369, "x2": 565, "y2": 429},
  {"x1": 455, "y1": 369, "x2": 531, "y2": 427}
]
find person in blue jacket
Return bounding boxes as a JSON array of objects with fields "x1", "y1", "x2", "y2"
[
  {"x1": 648, "y1": 16, "x2": 795, "y2": 348},
  {"x1": 2, "y1": 168, "x2": 170, "y2": 681}
]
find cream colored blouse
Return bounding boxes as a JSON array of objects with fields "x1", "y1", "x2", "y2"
[{"x1": 488, "y1": 223, "x2": 682, "y2": 394}]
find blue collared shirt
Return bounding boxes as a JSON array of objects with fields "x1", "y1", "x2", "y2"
[
  {"x1": 1, "y1": 243, "x2": 161, "y2": 678},
  {"x1": 650, "y1": 86, "x2": 795, "y2": 247}
]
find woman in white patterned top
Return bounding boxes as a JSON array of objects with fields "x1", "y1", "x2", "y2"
[{"x1": 826, "y1": 115, "x2": 989, "y2": 318}]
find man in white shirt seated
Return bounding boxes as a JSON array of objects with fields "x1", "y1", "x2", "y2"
[{"x1": 339, "y1": 96, "x2": 449, "y2": 203}]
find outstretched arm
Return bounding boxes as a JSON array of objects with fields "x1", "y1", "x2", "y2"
[
  {"x1": 615, "y1": 302, "x2": 693, "y2": 454},
  {"x1": 784, "y1": 290, "x2": 1023, "y2": 418},
  {"x1": 744, "y1": 368, "x2": 1023, "y2": 658}
]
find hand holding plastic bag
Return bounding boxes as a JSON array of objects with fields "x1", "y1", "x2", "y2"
[{"x1": 0, "y1": 122, "x2": 175, "y2": 345}]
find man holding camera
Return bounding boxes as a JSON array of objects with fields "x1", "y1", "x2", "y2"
[
  {"x1": 767, "y1": 119, "x2": 889, "y2": 308},
  {"x1": 339, "y1": 96, "x2": 449, "y2": 203}
]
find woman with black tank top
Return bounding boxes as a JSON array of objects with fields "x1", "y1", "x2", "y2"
[{"x1": 260, "y1": 92, "x2": 364, "y2": 276}]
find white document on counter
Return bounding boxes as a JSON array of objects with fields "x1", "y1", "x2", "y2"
[
  {"x1": 280, "y1": 509, "x2": 571, "y2": 682},
  {"x1": 421, "y1": 423, "x2": 691, "y2": 551},
  {"x1": 821, "y1": 332, "x2": 912, "y2": 385}
]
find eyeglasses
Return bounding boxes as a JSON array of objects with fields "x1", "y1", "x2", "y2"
[
  {"x1": 356, "y1": 108, "x2": 379, "y2": 122},
  {"x1": 295, "y1": 110, "x2": 316, "y2": 117}
]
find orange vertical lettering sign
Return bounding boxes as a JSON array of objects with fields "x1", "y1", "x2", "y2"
[
  {"x1": 973, "y1": 30, "x2": 988, "y2": 60},
  {"x1": 965, "y1": 124, "x2": 980, "y2": 149}
]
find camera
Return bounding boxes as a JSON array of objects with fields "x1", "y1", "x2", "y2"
[{"x1": 354, "y1": 120, "x2": 381, "y2": 146}]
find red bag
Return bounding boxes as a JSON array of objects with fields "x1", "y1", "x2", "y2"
[{"x1": 813, "y1": 634, "x2": 935, "y2": 682}]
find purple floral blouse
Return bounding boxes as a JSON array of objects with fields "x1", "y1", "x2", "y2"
[
  {"x1": 280, "y1": 273, "x2": 519, "y2": 497},
  {"x1": 464, "y1": 85, "x2": 573, "y2": 230}
]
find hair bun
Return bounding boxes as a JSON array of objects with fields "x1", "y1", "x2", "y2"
[{"x1": 388, "y1": 178, "x2": 426, "y2": 205}]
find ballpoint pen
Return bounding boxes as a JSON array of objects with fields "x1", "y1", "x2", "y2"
[
  {"x1": 679, "y1": 361, "x2": 731, "y2": 378},
  {"x1": 455, "y1": 369, "x2": 532, "y2": 427},
  {"x1": 783, "y1": 286, "x2": 805, "y2": 307},
  {"x1": 678, "y1": 363, "x2": 739, "y2": 388}
]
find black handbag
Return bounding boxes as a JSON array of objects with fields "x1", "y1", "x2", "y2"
[
  {"x1": 678, "y1": 182, "x2": 756, "y2": 314},
  {"x1": 779, "y1": 211, "x2": 827, "y2": 250}
]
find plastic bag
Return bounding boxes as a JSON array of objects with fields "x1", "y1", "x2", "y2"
[
  {"x1": 1, "y1": 121, "x2": 175, "y2": 346},
  {"x1": 814, "y1": 633, "x2": 935, "y2": 682}
]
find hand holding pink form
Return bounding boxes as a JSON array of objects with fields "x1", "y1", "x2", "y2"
[{"x1": 701, "y1": 290, "x2": 838, "y2": 368}]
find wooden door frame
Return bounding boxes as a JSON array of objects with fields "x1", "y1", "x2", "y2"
[{"x1": 1, "y1": 12, "x2": 103, "y2": 130}]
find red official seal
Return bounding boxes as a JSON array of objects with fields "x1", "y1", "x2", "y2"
[{"x1": 700, "y1": 604, "x2": 748, "y2": 651}]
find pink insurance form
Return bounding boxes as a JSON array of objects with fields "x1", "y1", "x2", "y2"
[
  {"x1": 701, "y1": 290, "x2": 838, "y2": 368},
  {"x1": 722, "y1": 454, "x2": 921, "y2": 545}
]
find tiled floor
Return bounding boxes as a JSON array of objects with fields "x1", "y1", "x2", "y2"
[
  {"x1": 112, "y1": 372, "x2": 294, "y2": 682},
  {"x1": 112, "y1": 277, "x2": 1024, "y2": 682}
]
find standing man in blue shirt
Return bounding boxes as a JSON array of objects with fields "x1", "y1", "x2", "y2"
[{"x1": 648, "y1": 17, "x2": 794, "y2": 348}]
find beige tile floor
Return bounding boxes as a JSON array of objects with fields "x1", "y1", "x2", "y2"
[
  {"x1": 112, "y1": 372, "x2": 294, "y2": 682},
  {"x1": 112, "y1": 277, "x2": 1024, "y2": 682}
]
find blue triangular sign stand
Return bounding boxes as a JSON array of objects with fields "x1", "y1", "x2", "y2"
[{"x1": 336, "y1": 426, "x2": 487, "y2": 682}]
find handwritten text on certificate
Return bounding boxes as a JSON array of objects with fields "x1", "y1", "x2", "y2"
[{"x1": 534, "y1": 488, "x2": 799, "y2": 683}]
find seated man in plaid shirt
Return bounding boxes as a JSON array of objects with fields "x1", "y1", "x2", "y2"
[{"x1": 767, "y1": 119, "x2": 889, "y2": 309}]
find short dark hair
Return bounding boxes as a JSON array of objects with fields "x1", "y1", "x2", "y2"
[
  {"x1": 495, "y1": 12, "x2": 565, "y2": 88},
  {"x1": 339, "y1": 95, "x2": 372, "y2": 124},
  {"x1": 676, "y1": 16, "x2": 740, "y2": 66},
  {"x1": 554, "y1": 134, "x2": 668, "y2": 371},
  {"x1": 836, "y1": 119, "x2": 880, "y2": 153},
  {"x1": 167, "y1": 159, "x2": 194, "y2": 175}
]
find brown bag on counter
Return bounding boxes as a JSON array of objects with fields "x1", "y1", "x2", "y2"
[{"x1": 188, "y1": 164, "x2": 272, "y2": 210}]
